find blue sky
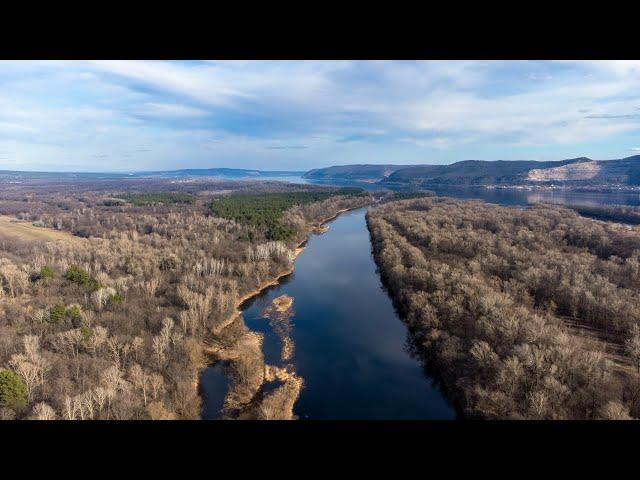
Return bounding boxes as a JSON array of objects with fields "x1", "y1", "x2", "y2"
[{"x1": 1, "y1": 60, "x2": 640, "y2": 172}]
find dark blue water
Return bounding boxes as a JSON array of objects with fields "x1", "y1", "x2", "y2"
[
  {"x1": 247, "y1": 209, "x2": 454, "y2": 419},
  {"x1": 200, "y1": 183, "x2": 640, "y2": 419},
  {"x1": 202, "y1": 208, "x2": 455, "y2": 419},
  {"x1": 200, "y1": 362, "x2": 230, "y2": 420},
  {"x1": 423, "y1": 185, "x2": 640, "y2": 208},
  {"x1": 222, "y1": 173, "x2": 640, "y2": 208},
  {"x1": 283, "y1": 175, "x2": 640, "y2": 207}
]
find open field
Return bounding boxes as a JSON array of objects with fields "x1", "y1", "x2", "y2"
[{"x1": 0, "y1": 216, "x2": 83, "y2": 243}]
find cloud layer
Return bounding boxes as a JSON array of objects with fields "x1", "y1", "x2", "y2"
[{"x1": 1, "y1": 60, "x2": 640, "y2": 171}]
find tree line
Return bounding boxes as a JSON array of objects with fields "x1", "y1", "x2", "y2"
[{"x1": 367, "y1": 197, "x2": 640, "y2": 419}]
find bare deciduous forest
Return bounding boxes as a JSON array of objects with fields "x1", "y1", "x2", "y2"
[
  {"x1": 367, "y1": 197, "x2": 640, "y2": 419},
  {"x1": 0, "y1": 178, "x2": 370, "y2": 420}
]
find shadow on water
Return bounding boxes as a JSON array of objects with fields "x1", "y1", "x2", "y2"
[
  {"x1": 200, "y1": 361, "x2": 231, "y2": 420},
  {"x1": 373, "y1": 259, "x2": 463, "y2": 419},
  {"x1": 238, "y1": 271, "x2": 296, "y2": 312},
  {"x1": 202, "y1": 208, "x2": 457, "y2": 419},
  {"x1": 200, "y1": 183, "x2": 639, "y2": 419}
]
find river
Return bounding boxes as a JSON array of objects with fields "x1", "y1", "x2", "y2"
[
  {"x1": 201, "y1": 208, "x2": 455, "y2": 419},
  {"x1": 200, "y1": 182, "x2": 640, "y2": 419}
]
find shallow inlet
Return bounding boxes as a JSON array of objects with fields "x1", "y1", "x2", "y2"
[
  {"x1": 200, "y1": 362, "x2": 230, "y2": 420},
  {"x1": 201, "y1": 208, "x2": 455, "y2": 420}
]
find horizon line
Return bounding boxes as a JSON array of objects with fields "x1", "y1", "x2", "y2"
[{"x1": 3, "y1": 154, "x2": 640, "y2": 176}]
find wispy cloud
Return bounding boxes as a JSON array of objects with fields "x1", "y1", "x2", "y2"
[
  {"x1": 1, "y1": 60, "x2": 640, "y2": 171},
  {"x1": 131, "y1": 102, "x2": 211, "y2": 119},
  {"x1": 266, "y1": 145, "x2": 308, "y2": 150}
]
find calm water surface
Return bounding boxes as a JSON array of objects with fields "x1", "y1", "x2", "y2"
[
  {"x1": 423, "y1": 185, "x2": 640, "y2": 207},
  {"x1": 213, "y1": 174, "x2": 640, "y2": 208},
  {"x1": 201, "y1": 208, "x2": 455, "y2": 419},
  {"x1": 200, "y1": 182, "x2": 640, "y2": 419}
]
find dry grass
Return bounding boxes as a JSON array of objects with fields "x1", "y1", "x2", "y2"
[
  {"x1": 271, "y1": 294, "x2": 294, "y2": 313},
  {"x1": 0, "y1": 216, "x2": 83, "y2": 243}
]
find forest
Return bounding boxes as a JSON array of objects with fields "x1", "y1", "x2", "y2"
[
  {"x1": 116, "y1": 192, "x2": 196, "y2": 206},
  {"x1": 367, "y1": 197, "x2": 640, "y2": 419},
  {"x1": 0, "y1": 178, "x2": 370, "y2": 420},
  {"x1": 209, "y1": 188, "x2": 365, "y2": 241}
]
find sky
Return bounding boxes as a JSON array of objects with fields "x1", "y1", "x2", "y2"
[{"x1": 1, "y1": 60, "x2": 640, "y2": 172}]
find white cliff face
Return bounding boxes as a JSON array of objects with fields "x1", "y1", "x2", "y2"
[{"x1": 527, "y1": 161, "x2": 602, "y2": 182}]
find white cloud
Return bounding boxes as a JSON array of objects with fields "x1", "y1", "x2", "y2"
[
  {"x1": 89, "y1": 60, "x2": 248, "y2": 107},
  {"x1": 2, "y1": 60, "x2": 640, "y2": 170},
  {"x1": 132, "y1": 102, "x2": 210, "y2": 118},
  {"x1": 578, "y1": 60, "x2": 640, "y2": 77}
]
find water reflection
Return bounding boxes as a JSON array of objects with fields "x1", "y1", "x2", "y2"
[
  {"x1": 424, "y1": 185, "x2": 640, "y2": 207},
  {"x1": 241, "y1": 209, "x2": 455, "y2": 419},
  {"x1": 200, "y1": 362, "x2": 230, "y2": 420},
  {"x1": 201, "y1": 183, "x2": 637, "y2": 419}
]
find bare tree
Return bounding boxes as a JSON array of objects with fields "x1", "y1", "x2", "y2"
[
  {"x1": 93, "y1": 387, "x2": 108, "y2": 417},
  {"x1": 63, "y1": 396, "x2": 75, "y2": 420},
  {"x1": 129, "y1": 364, "x2": 149, "y2": 406},
  {"x1": 52, "y1": 329, "x2": 84, "y2": 377},
  {"x1": 149, "y1": 373, "x2": 165, "y2": 400},
  {"x1": 30, "y1": 402, "x2": 56, "y2": 420},
  {"x1": 87, "y1": 326, "x2": 108, "y2": 355},
  {"x1": 131, "y1": 336, "x2": 144, "y2": 362}
]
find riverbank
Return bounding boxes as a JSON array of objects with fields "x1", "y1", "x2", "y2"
[
  {"x1": 200, "y1": 202, "x2": 370, "y2": 419},
  {"x1": 201, "y1": 206, "x2": 455, "y2": 420},
  {"x1": 364, "y1": 209, "x2": 463, "y2": 418},
  {"x1": 210, "y1": 245, "x2": 305, "y2": 337},
  {"x1": 212, "y1": 205, "x2": 365, "y2": 336},
  {"x1": 366, "y1": 197, "x2": 638, "y2": 419}
]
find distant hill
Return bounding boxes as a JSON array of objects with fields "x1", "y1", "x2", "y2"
[
  {"x1": 303, "y1": 164, "x2": 409, "y2": 182},
  {"x1": 0, "y1": 170, "x2": 133, "y2": 181},
  {"x1": 142, "y1": 168, "x2": 305, "y2": 178},
  {"x1": 525, "y1": 156, "x2": 640, "y2": 185},
  {"x1": 0, "y1": 168, "x2": 305, "y2": 182},
  {"x1": 304, "y1": 156, "x2": 640, "y2": 188},
  {"x1": 384, "y1": 158, "x2": 589, "y2": 186}
]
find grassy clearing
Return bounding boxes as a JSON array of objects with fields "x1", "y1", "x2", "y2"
[{"x1": 0, "y1": 216, "x2": 83, "y2": 243}]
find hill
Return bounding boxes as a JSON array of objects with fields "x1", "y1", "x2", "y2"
[
  {"x1": 303, "y1": 164, "x2": 409, "y2": 182},
  {"x1": 142, "y1": 168, "x2": 305, "y2": 178},
  {"x1": 384, "y1": 158, "x2": 588, "y2": 186},
  {"x1": 0, "y1": 168, "x2": 305, "y2": 183},
  {"x1": 304, "y1": 156, "x2": 640, "y2": 188},
  {"x1": 526, "y1": 156, "x2": 640, "y2": 185}
]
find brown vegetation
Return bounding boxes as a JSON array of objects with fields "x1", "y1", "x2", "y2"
[
  {"x1": 0, "y1": 216, "x2": 84, "y2": 243},
  {"x1": 0, "y1": 177, "x2": 370, "y2": 420},
  {"x1": 367, "y1": 197, "x2": 640, "y2": 419}
]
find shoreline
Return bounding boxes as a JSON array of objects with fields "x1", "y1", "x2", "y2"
[
  {"x1": 210, "y1": 245, "x2": 304, "y2": 336},
  {"x1": 200, "y1": 204, "x2": 367, "y2": 418},
  {"x1": 210, "y1": 205, "x2": 362, "y2": 337}
]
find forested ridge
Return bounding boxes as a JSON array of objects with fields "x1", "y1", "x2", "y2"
[
  {"x1": 367, "y1": 197, "x2": 640, "y2": 419},
  {"x1": 0, "y1": 180, "x2": 370, "y2": 420},
  {"x1": 304, "y1": 155, "x2": 640, "y2": 188}
]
